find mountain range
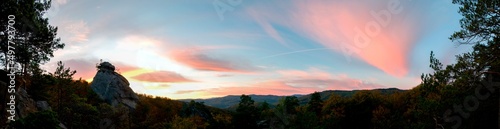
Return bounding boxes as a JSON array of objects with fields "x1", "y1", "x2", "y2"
[{"x1": 180, "y1": 88, "x2": 405, "y2": 109}]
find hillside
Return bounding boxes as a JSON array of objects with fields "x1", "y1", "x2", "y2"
[
  {"x1": 181, "y1": 88, "x2": 406, "y2": 109},
  {"x1": 180, "y1": 95, "x2": 285, "y2": 109}
]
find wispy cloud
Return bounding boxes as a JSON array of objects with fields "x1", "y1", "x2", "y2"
[
  {"x1": 169, "y1": 47, "x2": 260, "y2": 73},
  {"x1": 173, "y1": 68, "x2": 388, "y2": 97},
  {"x1": 202, "y1": 81, "x2": 317, "y2": 96},
  {"x1": 59, "y1": 20, "x2": 90, "y2": 43},
  {"x1": 42, "y1": 0, "x2": 461, "y2": 99},
  {"x1": 131, "y1": 71, "x2": 195, "y2": 83},
  {"x1": 276, "y1": 68, "x2": 386, "y2": 90},
  {"x1": 244, "y1": 0, "x2": 436, "y2": 77},
  {"x1": 248, "y1": 8, "x2": 287, "y2": 46}
]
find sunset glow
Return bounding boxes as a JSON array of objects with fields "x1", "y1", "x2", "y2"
[{"x1": 42, "y1": 0, "x2": 470, "y2": 99}]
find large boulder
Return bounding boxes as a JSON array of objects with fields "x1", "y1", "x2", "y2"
[{"x1": 91, "y1": 62, "x2": 139, "y2": 109}]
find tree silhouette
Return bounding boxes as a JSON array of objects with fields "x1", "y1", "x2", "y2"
[
  {"x1": 234, "y1": 94, "x2": 258, "y2": 129},
  {"x1": 450, "y1": 1, "x2": 500, "y2": 128},
  {"x1": 450, "y1": 0, "x2": 500, "y2": 81},
  {"x1": 450, "y1": 0, "x2": 499, "y2": 45},
  {"x1": 0, "y1": 0, "x2": 64, "y2": 75},
  {"x1": 283, "y1": 96, "x2": 299, "y2": 114},
  {"x1": 307, "y1": 92, "x2": 323, "y2": 116}
]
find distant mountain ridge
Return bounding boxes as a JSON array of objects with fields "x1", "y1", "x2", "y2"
[
  {"x1": 180, "y1": 95, "x2": 285, "y2": 109},
  {"x1": 180, "y1": 88, "x2": 405, "y2": 109}
]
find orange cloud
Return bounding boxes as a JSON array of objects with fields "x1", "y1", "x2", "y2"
[
  {"x1": 169, "y1": 47, "x2": 259, "y2": 73},
  {"x1": 131, "y1": 71, "x2": 195, "y2": 83}
]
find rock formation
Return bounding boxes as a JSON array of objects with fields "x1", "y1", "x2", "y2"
[
  {"x1": 90, "y1": 62, "x2": 139, "y2": 109},
  {"x1": 36, "y1": 101, "x2": 52, "y2": 111},
  {"x1": 16, "y1": 88, "x2": 38, "y2": 119}
]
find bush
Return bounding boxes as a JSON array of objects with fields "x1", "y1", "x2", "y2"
[{"x1": 9, "y1": 110, "x2": 61, "y2": 129}]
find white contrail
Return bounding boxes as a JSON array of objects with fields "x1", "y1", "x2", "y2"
[{"x1": 257, "y1": 48, "x2": 333, "y2": 60}]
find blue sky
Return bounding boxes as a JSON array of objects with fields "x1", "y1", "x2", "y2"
[{"x1": 42, "y1": 0, "x2": 472, "y2": 99}]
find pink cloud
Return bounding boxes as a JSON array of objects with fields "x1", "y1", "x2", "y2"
[
  {"x1": 113, "y1": 63, "x2": 140, "y2": 73},
  {"x1": 277, "y1": 68, "x2": 332, "y2": 80},
  {"x1": 131, "y1": 71, "x2": 195, "y2": 83},
  {"x1": 168, "y1": 47, "x2": 259, "y2": 73},
  {"x1": 204, "y1": 81, "x2": 318, "y2": 96},
  {"x1": 179, "y1": 68, "x2": 387, "y2": 96},
  {"x1": 246, "y1": 0, "x2": 426, "y2": 77},
  {"x1": 196, "y1": 78, "x2": 386, "y2": 96},
  {"x1": 277, "y1": 68, "x2": 386, "y2": 90},
  {"x1": 58, "y1": 20, "x2": 90, "y2": 43},
  {"x1": 62, "y1": 59, "x2": 97, "y2": 80}
]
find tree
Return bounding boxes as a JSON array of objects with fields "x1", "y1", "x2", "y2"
[
  {"x1": 234, "y1": 94, "x2": 258, "y2": 129},
  {"x1": 59, "y1": 95, "x2": 100, "y2": 129},
  {"x1": 9, "y1": 110, "x2": 61, "y2": 129},
  {"x1": 0, "y1": 0, "x2": 64, "y2": 75},
  {"x1": 283, "y1": 96, "x2": 299, "y2": 114},
  {"x1": 322, "y1": 93, "x2": 346, "y2": 128},
  {"x1": 343, "y1": 91, "x2": 382, "y2": 129},
  {"x1": 49, "y1": 61, "x2": 76, "y2": 112},
  {"x1": 169, "y1": 115, "x2": 197, "y2": 129},
  {"x1": 293, "y1": 106, "x2": 322, "y2": 129},
  {"x1": 267, "y1": 96, "x2": 300, "y2": 128},
  {"x1": 27, "y1": 73, "x2": 55, "y2": 101},
  {"x1": 450, "y1": 0, "x2": 499, "y2": 45},
  {"x1": 307, "y1": 92, "x2": 323, "y2": 116},
  {"x1": 449, "y1": 1, "x2": 500, "y2": 128},
  {"x1": 237, "y1": 95, "x2": 256, "y2": 113},
  {"x1": 259, "y1": 101, "x2": 270, "y2": 111},
  {"x1": 51, "y1": 61, "x2": 76, "y2": 80},
  {"x1": 450, "y1": 0, "x2": 500, "y2": 81},
  {"x1": 256, "y1": 101, "x2": 272, "y2": 128},
  {"x1": 371, "y1": 105, "x2": 392, "y2": 129}
]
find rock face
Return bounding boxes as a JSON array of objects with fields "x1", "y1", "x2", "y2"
[
  {"x1": 36, "y1": 101, "x2": 52, "y2": 111},
  {"x1": 91, "y1": 62, "x2": 139, "y2": 109},
  {"x1": 14, "y1": 88, "x2": 38, "y2": 119}
]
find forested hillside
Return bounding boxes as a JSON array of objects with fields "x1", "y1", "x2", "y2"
[{"x1": 182, "y1": 88, "x2": 405, "y2": 109}]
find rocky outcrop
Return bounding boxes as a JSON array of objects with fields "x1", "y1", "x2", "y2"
[
  {"x1": 16, "y1": 88, "x2": 38, "y2": 119},
  {"x1": 91, "y1": 62, "x2": 139, "y2": 109}
]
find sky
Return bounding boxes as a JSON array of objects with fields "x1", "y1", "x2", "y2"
[{"x1": 41, "y1": 0, "x2": 473, "y2": 99}]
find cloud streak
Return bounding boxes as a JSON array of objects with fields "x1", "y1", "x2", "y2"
[
  {"x1": 42, "y1": 0, "x2": 460, "y2": 99},
  {"x1": 175, "y1": 68, "x2": 387, "y2": 96},
  {"x1": 277, "y1": 68, "x2": 386, "y2": 90},
  {"x1": 59, "y1": 20, "x2": 90, "y2": 43},
  {"x1": 245, "y1": 0, "x2": 432, "y2": 77},
  {"x1": 131, "y1": 71, "x2": 195, "y2": 83},
  {"x1": 169, "y1": 47, "x2": 259, "y2": 73},
  {"x1": 248, "y1": 8, "x2": 287, "y2": 46}
]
